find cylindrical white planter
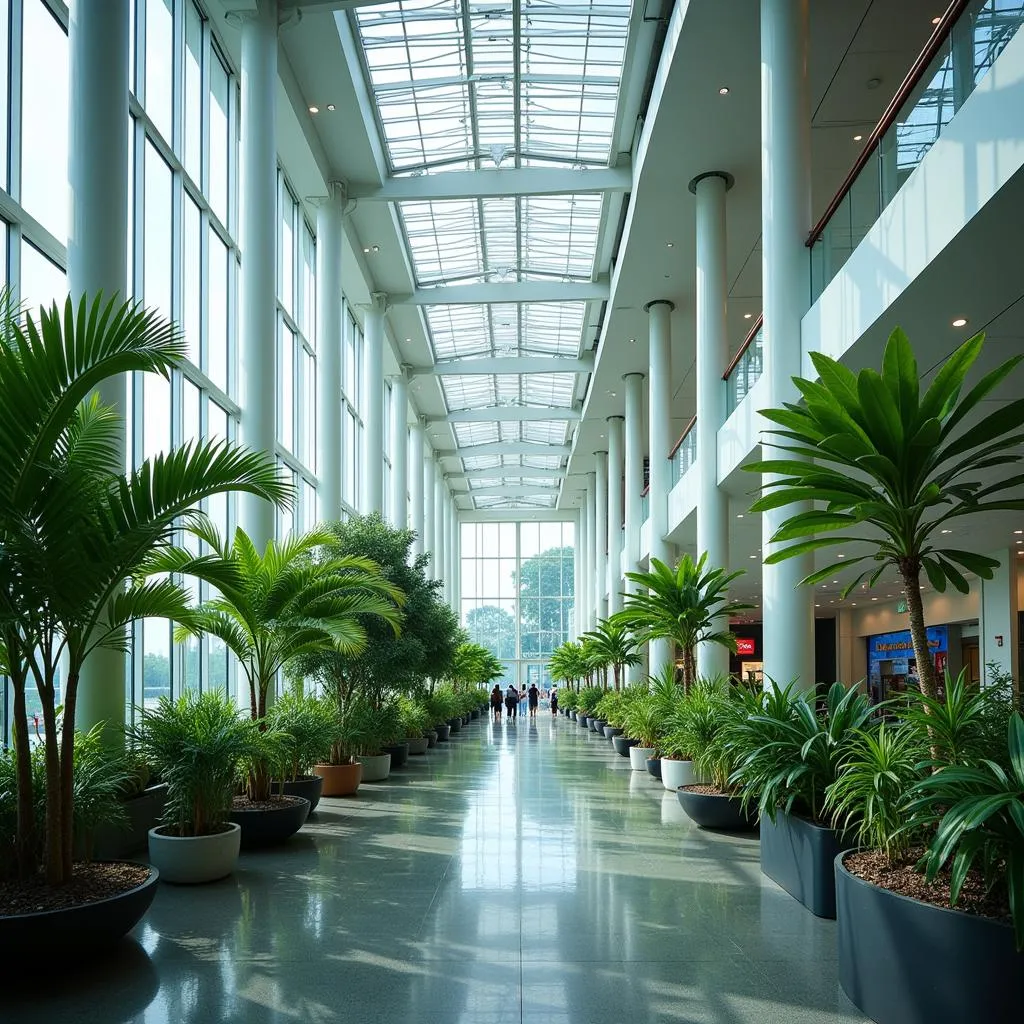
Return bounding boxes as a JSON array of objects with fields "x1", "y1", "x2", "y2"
[
  {"x1": 356, "y1": 753, "x2": 392, "y2": 782},
  {"x1": 148, "y1": 823, "x2": 241, "y2": 884},
  {"x1": 407, "y1": 736, "x2": 429, "y2": 755},
  {"x1": 661, "y1": 759, "x2": 700, "y2": 791},
  {"x1": 629, "y1": 746, "x2": 656, "y2": 771}
]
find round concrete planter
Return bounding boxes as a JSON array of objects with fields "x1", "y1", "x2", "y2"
[
  {"x1": 356, "y1": 753, "x2": 392, "y2": 782},
  {"x1": 382, "y1": 742, "x2": 409, "y2": 769},
  {"x1": 148, "y1": 823, "x2": 241, "y2": 884},
  {"x1": 230, "y1": 796, "x2": 310, "y2": 849},
  {"x1": 660, "y1": 758, "x2": 699, "y2": 792},
  {"x1": 279, "y1": 774, "x2": 323, "y2": 814},
  {"x1": 676, "y1": 788, "x2": 757, "y2": 831},
  {"x1": 569, "y1": 710, "x2": 577, "y2": 720},
  {"x1": 425, "y1": 730, "x2": 438, "y2": 747},
  {"x1": 590, "y1": 718, "x2": 607, "y2": 733},
  {"x1": 836, "y1": 853, "x2": 1024, "y2": 1023},
  {"x1": 629, "y1": 745, "x2": 656, "y2": 771},
  {"x1": 646, "y1": 756, "x2": 662, "y2": 780},
  {"x1": 577, "y1": 714, "x2": 590, "y2": 728},
  {"x1": 448, "y1": 717, "x2": 463, "y2": 734},
  {"x1": 612, "y1": 735, "x2": 638, "y2": 757},
  {"x1": 407, "y1": 736, "x2": 429, "y2": 755},
  {"x1": 313, "y1": 761, "x2": 362, "y2": 797},
  {"x1": 435, "y1": 723, "x2": 451, "y2": 741},
  {"x1": 604, "y1": 725, "x2": 624, "y2": 739},
  {"x1": 0, "y1": 864, "x2": 159, "y2": 957}
]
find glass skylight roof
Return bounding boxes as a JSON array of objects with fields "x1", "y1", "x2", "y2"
[{"x1": 352, "y1": 0, "x2": 634, "y2": 509}]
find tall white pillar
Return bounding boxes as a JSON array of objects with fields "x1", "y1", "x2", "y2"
[
  {"x1": 316, "y1": 185, "x2": 345, "y2": 523},
  {"x1": 761, "y1": 0, "x2": 815, "y2": 691},
  {"x1": 433, "y1": 462, "x2": 445, "y2": 586},
  {"x1": 69, "y1": 0, "x2": 131, "y2": 735},
  {"x1": 577, "y1": 483, "x2": 590, "y2": 633},
  {"x1": 981, "y1": 549, "x2": 1020, "y2": 685},
  {"x1": 607, "y1": 416, "x2": 625, "y2": 616},
  {"x1": 693, "y1": 171, "x2": 733, "y2": 679},
  {"x1": 422, "y1": 453, "x2": 435, "y2": 577},
  {"x1": 623, "y1": 374, "x2": 645, "y2": 682},
  {"x1": 585, "y1": 475, "x2": 597, "y2": 631},
  {"x1": 448, "y1": 496, "x2": 460, "y2": 610},
  {"x1": 238, "y1": 0, "x2": 278, "y2": 547},
  {"x1": 362, "y1": 292, "x2": 387, "y2": 515},
  {"x1": 389, "y1": 368, "x2": 409, "y2": 527},
  {"x1": 594, "y1": 451, "x2": 609, "y2": 623},
  {"x1": 441, "y1": 487, "x2": 452, "y2": 600},
  {"x1": 646, "y1": 300, "x2": 674, "y2": 679},
  {"x1": 409, "y1": 418, "x2": 425, "y2": 558},
  {"x1": 574, "y1": 509, "x2": 583, "y2": 635}
]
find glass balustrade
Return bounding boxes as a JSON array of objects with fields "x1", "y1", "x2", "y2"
[
  {"x1": 669, "y1": 426, "x2": 697, "y2": 486},
  {"x1": 725, "y1": 325, "x2": 763, "y2": 417}
]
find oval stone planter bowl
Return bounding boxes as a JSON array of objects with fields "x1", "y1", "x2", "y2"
[
  {"x1": 676, "y1": 788, "x2": 757, "y2": 831},
  {"x1": 660, "y1": 758, "x2": 699, "y2": 792},
  {"x1": 279, "y1": 774, "x2": 324, "y2": 815},
  {"x1": 148, "y1": 823, "x2": 241, "y2": 884},
  {"x1": 356, "y1": 753, "x2": 392, "y2": 782},
  {"x1": 230, "y1": 796, "x2": 309, "y2": 849},
  {"x1": 612, "y1": 735, "x2": 638, "y2": 757},
  {"x1": 407, "y1": 736, "x2": 429, "y2": 755}
]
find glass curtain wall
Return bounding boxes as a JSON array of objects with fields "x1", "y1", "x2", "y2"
[{"x1": 460, "y1": 521, "x2": 575, "y2": 688}]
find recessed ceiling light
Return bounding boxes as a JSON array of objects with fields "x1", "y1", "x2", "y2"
[
  {"x1": 309, "y1": 105, "x2": 320, "y2": 114},
  {"x1": 853, "y1": 134, "x2": 863, "y2": 141},
  {"x1": 952, "y1": 317, "x2": 968, "y2": 327},
  {"x1": 666, "y1": 242, "x2": 674, "y2": 248},
  {"x1": 718, "y1": 86, "x2": 730, "y2": 95},
  {"x1": 743, "y1": 313, "x2": 752, "y2": 319},
  {"x1": 749, "y1": 554, "x2": 756, "y2": 559},
  {"x1": 372, "y1": 245, "x2": 380, "y2": 253},
  {"x1": 932, "y1": 16, "x2": 941, "y2": 24},
  {"x1": 1015, "y1": 530, "x2": 1023, "y2": 535},
  {"x1": 326, "y1": 104, "x2": 336, "y2": 111},
  {"x1": 940, "y1": 529, "x2": 952, "y2": 534},
  {"x1": 628, "y1": 337, "x2": 636, "y2": 344},
  {"x1": 851, "y1": 602, "x2": 857, "y2": 607},
  {"x1": 871, "y1": 597, "x2": 878, "y2": 601},
  {"x1": 832, "y1": 580, "x2": 839, "y2": 584},
  {"x1": 736, "y1": 513, "x2": 744, "y2": 519},
  {"x1": 363, "y1": 247, "x2": 370, "y2": 254},
  {"x1": 837, "y1": 554, "x2": 845, "y2": 559}
]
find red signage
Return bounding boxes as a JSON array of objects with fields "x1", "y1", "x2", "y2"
[{"x1": 736, "y1": 637, "x2": 756, "y2": 657}]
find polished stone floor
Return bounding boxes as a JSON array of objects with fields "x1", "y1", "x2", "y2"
[{"x1": 6, "y1": 713, "x2": 868, "y2": 1023}]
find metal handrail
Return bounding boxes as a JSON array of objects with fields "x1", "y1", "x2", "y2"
[
  {"x1": 805, "y1": 0, "x2": 970, "y2": 247},
  {"x1": 723, "y1": 314, "x2": 763, "y2": 381}
]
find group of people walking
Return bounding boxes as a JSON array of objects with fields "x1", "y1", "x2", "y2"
[{"x1": 489, "y1": 683, "x2": 558, "y2": 722}]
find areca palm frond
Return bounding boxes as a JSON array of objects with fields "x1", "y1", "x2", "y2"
[
  {"x1": 448, "y1": 641, "x2": 504, "y2": 688},
  {"x1": 613, "y1": 554, "x2": 752, "y2": 689},
  {"x1": 581, "y1": 619, "x2": 641, "y2": 691},
  {"x1": 548, "y1": 640, "x2": 589, "y2": 690},
  {"x1": 745, "y1": 327, "x2": 1024, "y2": 699}
]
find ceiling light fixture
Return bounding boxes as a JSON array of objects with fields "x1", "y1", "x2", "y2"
[
  {"x1": 837, "y1": 554, "x2": 845, "y2": 559},
  {"x1": 749, "y1": 554, "x2": 756, "y2": 559},
  {"x1": 326, "y1": 104, "x2": 336, "y2": 111},
  {"x1": 308, "y1": 105, "x2": 320, "y2": 114},
  {"x1": 853, "y1": 134, "x2": 863, "y2": 141},
  {"x1": 666, "y1": 242, "x2": 674, "y2": 248},
  {"x1": 932, "y1": 16, "x2": 941, "y2": 24},
  {"x1": 952, "y1": 317, "x2": 968, "y2": 327},
  {"x1": 743, "y1": 313, "x2": 752, "y2": 319},
  {"x1": 718, "y1": 86, "x2": 730, "y2": 95},
  {"x1": 736, "y1": 513, "x2": 744, "y2": 519}
]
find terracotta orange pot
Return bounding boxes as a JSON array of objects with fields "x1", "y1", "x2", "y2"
[{"x1": 313, "y1": 761, "x2": 362, "y2": 797}]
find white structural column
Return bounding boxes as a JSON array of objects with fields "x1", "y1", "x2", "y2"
[
  {"x1": 760, "y1": 0, "x2": 815, "y2": 690},
  {"x1": 447, "y1": 496, "x2": 459, "y2": 609},
  {"x1": 409, "y1": 419, "x2": 426, "y2": 557},
  {"x1": 607, "y1": 416, "x2": 625, "y2": 615},
  {"x1": 422, "y1": 453, "x2": 435, "y2": 577},
  {"x1": 594, "y1": 451, "x2": 609, "y2": 623},
  {"x1": 389, "y1": 368, "x2": 409, "y2": 527},
  {"x1": 238, "y1": 0, "x2": 278, "y2": 547},
  {"x1": 623, "y1": 373, "x2": 645, "y2": 682},
  {"x1": 981, "y1": 549, "x2": 1020, "y2": 683},
  {"x1": 362, "y1": 292, "x2": 387, "y2": 514},
  {"x1": 433, "y1": 462, "x2": 445, "y2": 589},
  {"x1": 585, "y1": 475, "x2": 597, "y2": 631},
  {"x1": 441, "y1": 489, "x2": 452, "y2": 600},
  {"x1": 68, "y1": 0, "x2": 131, "y2": 735},
  {"x1": 577, "y1": 483, "x2": 590, "y2": 632},
  {"x1": 646, "y1": 300, "x2": 675, "y2": 678},
  {"x1": 316, "y1": 184, "x2": 345, "y2": 523},
  {"x1": 693, "y1": 171, "x2": 733, "y2": 679}
]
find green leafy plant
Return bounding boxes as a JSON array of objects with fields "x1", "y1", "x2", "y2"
[
  {"x1": 576, "y1": 685, "x2": 604, "y2": 716},
  {"x1": 594, "y1": 690, "x2": 624, "y2": 725},
  {"x1": 131, "y1": 691, "x2": 256, "y2": 838},
  {"x1": 0, "y1": 295, "x2": 289, "y2": 884},
  {"x1": 560, "y1": 688, "x2": 579, "y2": 712},
  {"x1": 265, "y1": 690, "x2": 340, "y2": 780},
  {"x1": 746, "y1": 328, "x2": 1024, "y2": 700},
  {"x1": 622, "y1": 694, "x2": 664, "y2": 750},
  {"x1": 580, "y1": 620, "x2": 641, "y2": 691},
  {"x1": 398, "y1": 695, "x2": 430, "y2": 739},
  {"x1": 727, "y1": 681, "x2": 873, "y2": 824},
  {"x1": 906, "y1": 713, "x2": 1024, "y2": 950},
  {"x1": 614, "y1": 555, "x2": 752, "y2": 688},
  {"x1": 548, "y1": 640, "x2": 589, "y2": 692}
]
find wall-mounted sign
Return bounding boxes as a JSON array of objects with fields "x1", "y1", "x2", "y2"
[
  {"x1": 896, "y1": 598, "x2": 908, "y2": 613},
  {"x1": 736, "y1": 637, "x2": 756, "y2": 657}
]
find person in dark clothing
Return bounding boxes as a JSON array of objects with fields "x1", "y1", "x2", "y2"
[
  {"x1": 550, "y1": 686, "x2": 558, "y2": 716},
  {"x1": 490, "y1": 684, "x2": 503, "y2": 722},
  {"x1": 504, "y1": 685, "x2": 519, "y2": 721},
  {"x1": 527, "y1": 683, "x2": 540, "y2": 718}
]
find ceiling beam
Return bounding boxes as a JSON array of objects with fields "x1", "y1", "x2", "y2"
[
  {"x1": 277, "y1": 0, "x2": 398, "y2": 10},
  {"x1": 348, "y1": 165, "x2": 632, "y2": 202},
  {"x1": 414, "y1": 355, "x2": 594, "y2": 377},
  {"x1": 457, "y1": 468, "x2": 566, "y2": 481},
  {"x1": 466, "y1": 485, "x2": 562, "y2": 497},
  {"x1": 394, "y1": 279, "x2": 610, "y2": 306},
  {"x1": 439, "y1": 441, "x2": 571, "y2": 457},
  {"x1": 437, "y1": 407, "x2": 580, "y2": 423}
]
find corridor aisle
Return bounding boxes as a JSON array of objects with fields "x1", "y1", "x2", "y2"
[{"x1": 5, "y1": 717, "x2": 867, "y2": 1024}]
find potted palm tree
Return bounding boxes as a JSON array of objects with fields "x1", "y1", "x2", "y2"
[
  {"x1": 613, "y1": 554, "x2": 752, "y2": 689},
  {"x1": 132, "y1": 692, "x2": 256, "y2": 884},
  {"x1": 156, "y1": 525, "x2": 402, "y2": 844},
  {"x1": 581, "y1": 620, "x2": 641, "y2": 692},
  {"x1": 350, "y1": 694, "x2": 403, "y2": 781},
  {"x1": 645, "y1": 666, "x2": 698, "y2": 791},
  {"x1": 399, "y1": 695, "x2": 431, "y2": 756},
  {"x1": 0, "y1": 295, "x2": 287, "y2": 946},
  {"x1": 266, "y1": 689, "x2": 341, "y2": 814}
]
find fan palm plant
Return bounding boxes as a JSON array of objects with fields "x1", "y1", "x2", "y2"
[
  {"x1": 548, "y1": 640, "x2": 588, "y2": 692},
  {"x1": 614, "y1": 554, "x2": 753, "y2": 689},
  {"x1": 149, "y1": 524, "x2": 403, "y2": 800},
  {"x1": 745, "y1": 328, "x2": 1024, "y2": 700},
  {"x1": 0, "y1": 295, "x2": 289, "y2": 885},
  {"x1": 581, "y1": 619, "x2": 641, "y2": 691}
]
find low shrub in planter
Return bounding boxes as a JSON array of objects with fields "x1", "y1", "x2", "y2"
[
  {"x1": 266, "y1": 690, "x2": 340, "y2": 783},
  {"x1": 576, "y1": 685, "x2": 604, "y2": 718}
]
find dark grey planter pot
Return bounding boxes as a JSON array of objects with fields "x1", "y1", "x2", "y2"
[
  {"x1": 760, "y1": 812, "x2": 848, "y2": 918},
  {"x1": 382, "y1": 742, "x2": 410, "y2": 769},
  {"x1": 612, "y1": 735, "x2": 638, "y2": 757},
  {"x1": 279, "y1": 775, "x2": 323, "y2": 815},
  {"x1": 91, "y1": 783, "x2": 168, "y2": 860},
  {"x1": 229, "y1": 796, "x2": 310, "y2": 848},
  {"x1": 590, "y1": 718, "x2": 607, "y2": 733},
  {"x1": 835, "y1": 853, "x2": 1024, "y2": 1023},
  {"x1": 569, "y1": 710, "x2": 577, "y2": 720},
  {"x1": 676, "y1": 788, "x2": 757, "y2": 831},
  {"x1": 425, "y1": 729, "x2": 438, "y2": 747},
  {"x1": 448, "y1": 717, "x2": 462, "y2": 733},
  {"x1": 435, "y1": 723, "x2": 451, "y2": 741},
  {"x1": 646, "y1": 757, "x2": 662, "y2": 780},
  {"x1": 577, "y1": 715, "x2": 590, "y2": 728},
  {"x1": 0, "y1": 864, "x2": 160, "y2": 959},
  {"x1": 604, "y1": 725, "x2": 624, "y2": 739},
  {"x1": 470, "y1": 709, "x2": 480, "y2": 720}
]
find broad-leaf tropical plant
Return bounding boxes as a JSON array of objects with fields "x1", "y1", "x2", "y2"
[
  {"x1": 0, "y1": 295, "x2": 289, "y2": 885},
  {"x1": 746, "y1": 328, "x2": 1024, "y2": 700},
  {"x1": 614, "y1": 554, "x2": 753, "y2": 689},
  {"x1": 581, "y1": 619, "x2": 641, "y2": 691}
]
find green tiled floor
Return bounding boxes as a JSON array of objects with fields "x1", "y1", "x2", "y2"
[{"x1": 5, "y1": 714, "x2": 868, "y2": 1023}]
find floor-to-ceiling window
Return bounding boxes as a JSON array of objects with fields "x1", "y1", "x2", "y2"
[{"x1": 460, "y1": 521, "x2": 575, "y2": 688}]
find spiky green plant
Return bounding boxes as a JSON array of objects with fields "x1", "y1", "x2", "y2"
[
  {"x1": 265, "y1": 691, "x2": 340, "y2": 779},
  {"x1": 581, "y1": 619, "x2": 642, "y2": 691}
]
